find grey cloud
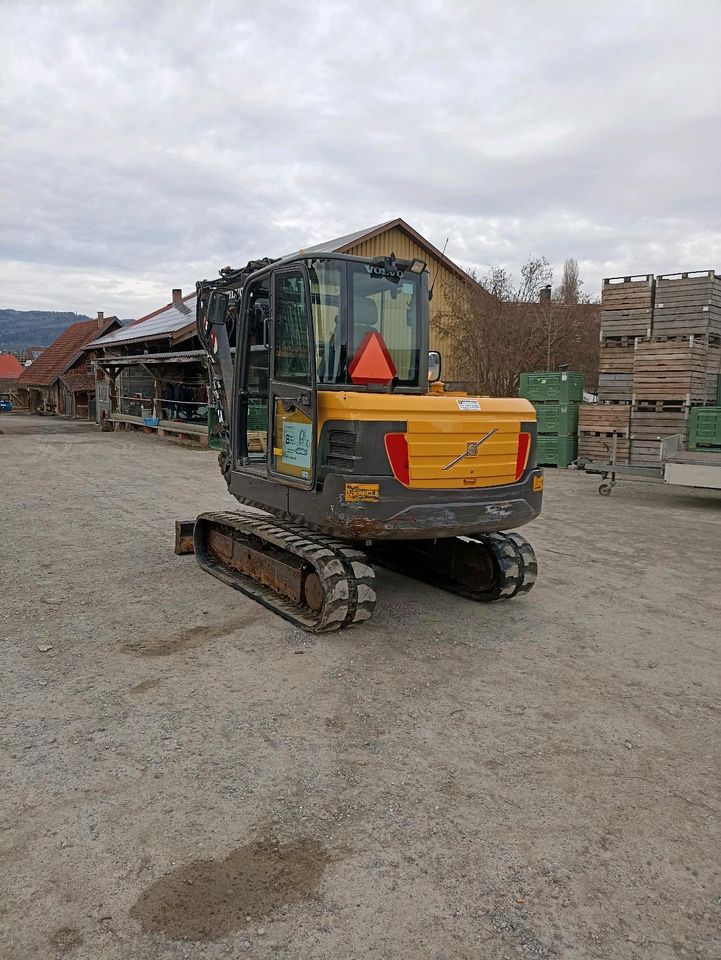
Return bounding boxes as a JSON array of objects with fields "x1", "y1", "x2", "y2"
[{"x1": 2, "y1": 0, "x2": 720, "y2": 315}]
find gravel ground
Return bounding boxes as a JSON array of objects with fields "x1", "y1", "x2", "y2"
[{"x1": 1, "y1": 416, "x2": 720, "y2": 960}]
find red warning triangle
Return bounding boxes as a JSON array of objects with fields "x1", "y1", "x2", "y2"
[{"x1": 348, "y1": 330, "x2": 397, "y2": 385}]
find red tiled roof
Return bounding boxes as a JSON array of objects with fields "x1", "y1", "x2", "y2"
[
  {"x1": 17, "y1": 318, "x2": 119, "y2": 388},
  {"x1": 60, "y1": 371, "x2": 96, "y2": 393},
  {"x1": 0, "y1": 354, "x2": 23, "y2": 379}
]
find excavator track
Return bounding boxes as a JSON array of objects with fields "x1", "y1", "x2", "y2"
[
  {"x1": 503, "y1": 531, "x2": 538, "y2": 597},
  {"x1": 192, "y1": 510, "x2": 376, "y2": 633},
  {"x1": 367, "y1": 531, "x2": 537, "y2": 603}
]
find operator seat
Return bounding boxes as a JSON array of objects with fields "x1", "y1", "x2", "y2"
[
  {"x1": 353, "y1": 297, "x2": 379, "y2": 339},
  {"x1": 318, "y1": 298, "x2": 380, "y2": 383}
]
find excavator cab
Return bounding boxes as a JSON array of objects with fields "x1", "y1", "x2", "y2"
[
  {"x1": 230, "y1": 255, "x2": 429, "y2": 485},
  {"x1": 190, "y1": 252, "x2": 543, "y2": 632}
]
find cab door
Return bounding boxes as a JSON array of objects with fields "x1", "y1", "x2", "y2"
[{"x1": 268, "y1": 266, "x2": 317, "y2": 488}]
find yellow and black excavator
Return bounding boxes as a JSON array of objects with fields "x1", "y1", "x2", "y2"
[{"x1": 178, "y1": 251, "x2": 543, "y2": 631}]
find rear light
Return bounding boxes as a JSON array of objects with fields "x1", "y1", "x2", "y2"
[
  {"x1": 515, "y1": 431, "x2": 531, "y2": 481},
  {"x1": 385, "y1": 433, "x2": 410, "y2": 485}
]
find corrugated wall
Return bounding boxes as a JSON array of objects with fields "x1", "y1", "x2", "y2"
[{"x1": 343, "y1": 226, "x2": 470, "y2": 378}]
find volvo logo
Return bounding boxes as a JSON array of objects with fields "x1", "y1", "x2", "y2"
[{"x1": 443, "y1": 429, "x2": 497, "y2": 470}]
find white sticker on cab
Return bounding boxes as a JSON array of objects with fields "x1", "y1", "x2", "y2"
[{"x1": 457, "y1": 399, "x2": 481, "y2": 411}]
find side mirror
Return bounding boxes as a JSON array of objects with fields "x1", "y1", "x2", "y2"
[
  {"x1": 428, "y1": 351, "x2": 442, "y2": 383},
  {"x1": 208, "y1": 292, "x2": 229, "y2": 326}
]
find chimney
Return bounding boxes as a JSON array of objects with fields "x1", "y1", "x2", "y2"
[
  {"x1": 96, "y1": 310, "x2": 105, "y2": 328},
  {"x1": 172, "y1": 288, "x2": 183, "y2": 306},
  {"x1": 539, "y1": 285, "x2": 552, "y2": 303}
]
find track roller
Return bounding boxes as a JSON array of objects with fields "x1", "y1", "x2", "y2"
[
  {"x1": 192, "y1": 510, "x2": 376, "y2": 633},
  {"x1": 368, "y1": 531, "x2": 537, "y2": 603}
]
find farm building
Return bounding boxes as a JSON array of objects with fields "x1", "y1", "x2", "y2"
[
  {"x1": 91, "y1": 289, "x2": 211, "y2": 443},
  {"x1": 16, "y1": 314, "x2": 121, "y2": 417},
  {"x1": 0, "y1": 353, "x2": 25, "y2": 410},
  {"x1": 90, "y1": 220, "x2": 480, "y2": 445}
]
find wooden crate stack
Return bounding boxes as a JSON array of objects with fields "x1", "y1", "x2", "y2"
[
  {"x1": 578, "y1": 403, "x2": 631, "y2": 463},
  {"x1": 633, "y1": 271, "x2": 721, "y2": 464},
  {"x1": 652, "y1": 270, "x2": 721, "y2": 338},
  {"x1": 598, "y1": 338, "x2": 635, "y2": 402},
  {"x1": 600, "y1": 275, "x2": 654, "y2": 338},
  {"x1": 597, "y1": 276, "x2": 654, "y2": 405},
  {"x1": 581, "y1": 271, "x2": 721, "y2": 466}
]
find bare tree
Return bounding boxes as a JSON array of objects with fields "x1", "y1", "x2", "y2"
[
  {"x1": 556, "y1": 258, "x2": 580, "y2": 304},
  {"x1": 518, "y1": 256, "x2": 553, "y2": 303},
  {"x1": 435, "y1": 257, "x2": 600, "y2": 396}
]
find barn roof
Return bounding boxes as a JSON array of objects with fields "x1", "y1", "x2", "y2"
[
  {"x1": 60, "y1": 370, "x2": 96, "y2": 393},
  {"x1": 17, "y1": 317, "x2": 119, "y2": 388},
  {"x1": 299, "y1": 217, "x2": 471, "y2": 284},
  {"x1": 92, "y1": 292, "x2": 196, "y2": 348},
  {"x1": 92, "y1": 221, "x2": 469, "y2": 356}
]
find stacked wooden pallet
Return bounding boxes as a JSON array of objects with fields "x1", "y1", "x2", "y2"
[
  {"x1": 653, "y1": 271, "x2": 721, "y2": 338},
  {"x1": 247, "y1": 430, "x2": 267, "y2": 453},
  {"x1": 632, "y1": 338, "x2": 708, "y2": 407},
  {"x1": 705, "y1": 342, "x2": 721, "y2": 400},
  {"x1": 597, "y1": 276, "x2": 654, "y2": 405},
  {"x1": 583, "y1": 271, "x2": 721, "y2": 467},
  {"x1": 600, "y1": 275, "x2": 654, "y2": 339},
  {"x1": 598, "y1": 338, "x2": 635, "y2": 402},
  {"x1": 629, "y1": 410, "x2": 689, "y2": 466},
  {"x1": 578, "y1": 403, "x2": 631, "y2": 463}
]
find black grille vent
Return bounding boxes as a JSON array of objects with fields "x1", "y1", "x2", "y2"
[{"x1": 327, "y1": 429, "x2": 357, "y2": 470}]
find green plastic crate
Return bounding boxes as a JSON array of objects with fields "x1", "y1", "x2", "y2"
[
  {"x1": 689, "y1": 406, "x2": 721, "y2": 450},
  {"x1": 520, "y1": 371, "x2": 584, "y2": 404},
  {"x1": 247, "y1": 401, "x2": 268, "y2": 431},
  {"x1": 534, "y1": 402, "x2": 579, "y2": 437},
  {"x1": 536, "y1": 435, "x2": 578, "y2": 468}
]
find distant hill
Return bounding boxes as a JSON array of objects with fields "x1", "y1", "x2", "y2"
[
  {"x1": 0, "y1": 309, "x2": 133, "y2": 350},
  {"x1": 0, "y1": 309, "x2": 91, "y2": 350}
]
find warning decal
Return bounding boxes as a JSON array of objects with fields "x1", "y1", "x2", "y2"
[
  {"x1": 348, "y1": 331, "x2": 397, "y2": 386},
  {"x1": 344, "y1": 483, "x2": 380, "y2": 503}
]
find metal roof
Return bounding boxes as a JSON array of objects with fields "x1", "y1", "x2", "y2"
[
  {"x1": 91, "y1": 294, "x2": 196, "y2": 348},
  {"x1": 92, "y1": 220, "x2": 467, "y2": 355},
  {"x1": 293, "y1": 217, "x2": 471, "y2": 284},
  {"x1": 296, "y1": 220, "x2": 396, "y2": 256}
]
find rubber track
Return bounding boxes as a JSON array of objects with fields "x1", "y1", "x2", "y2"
[
  {"x1": 194, "y1": 510, "x2": 376, "y2": 633},
  {"x1": 504, "y1": 532, "x2": 538, "y2": 597},
  {"x1": 369, "y1": 532, "x2": 537, "y2": 603}
]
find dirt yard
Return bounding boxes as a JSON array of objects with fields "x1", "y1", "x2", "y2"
[{"x1": 1, "y1": 416, "x2": 719, "y2": 960}]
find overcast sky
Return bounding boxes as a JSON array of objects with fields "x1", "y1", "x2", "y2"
[{"x1": 2, "y1": 0, "x2": 720, "y2": 318}]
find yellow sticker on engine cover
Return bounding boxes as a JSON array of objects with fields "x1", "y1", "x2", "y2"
[
  {"x1": 533, "y1": 475, "x2": 544, "y2": 492},
  {"x1": 344, "y1": 483, "x2": 380, "y2": 503}
]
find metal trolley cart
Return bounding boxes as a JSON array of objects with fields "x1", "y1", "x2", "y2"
[{"x1": 581, "y1": 433, "x2": 721, "y2": 495}]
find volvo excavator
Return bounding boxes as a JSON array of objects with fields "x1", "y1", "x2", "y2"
[{"x1": 177, "y1": 250, "x2": 544, "y2": 632}]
